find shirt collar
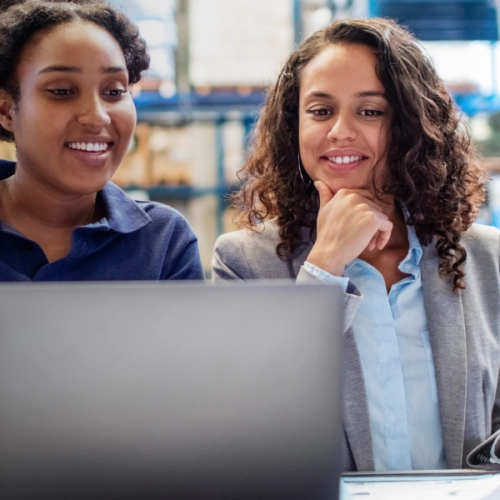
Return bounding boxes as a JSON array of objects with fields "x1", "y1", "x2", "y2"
[
  {"x1": 402, "y1": 205, "x2": 422, "y2": 266},
  {"x1": 405, "y1": 224, "x2": 422, "y2": 266},
  {"x1": 0, "y1": 160, "x2": 151, "y2": 234}
]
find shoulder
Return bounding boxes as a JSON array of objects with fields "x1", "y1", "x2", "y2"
[
  {"x1": 134, "y1": 199, "x2": 196, "y2": 237},
  {"x1": 215, "y1": 220, "x2": 282, "y2": 255},
  {"x1": 102, "y1": 188, "x2": 203, "y2": 279},
  {"x1": 103, "y1": 182, "x2": 197, "y2": 243},
  {"x1": 461, "y1": 223, "x2": 500, "y2": 269},
  {"x1": 458, "y1": 224, "x2": 500, "y2": 295},
  {"x1": 131, "y1": 200, "x2": 203, "y2": 280},
  {"x1": 461, "y1": 223, "x2": 500, "y2": 247},
  {"x1": 212, "y1": 220, "x2": 292, "y2": 280}
]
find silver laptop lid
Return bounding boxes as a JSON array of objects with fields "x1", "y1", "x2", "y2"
[{"x1": 0, "y1": 282, "x2": 343, "y2": 500}]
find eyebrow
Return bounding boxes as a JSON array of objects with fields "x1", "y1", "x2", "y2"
[
  {"x1": 38, "y1": 65, "x2": 127, "y2": 75},
  {"x1": 304, "y1": 90, "x2": 386, "y2": 99}
]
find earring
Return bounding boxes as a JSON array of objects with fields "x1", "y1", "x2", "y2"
[{"x1": 297, "y1": 154, "x2": 312, "y2": 187}]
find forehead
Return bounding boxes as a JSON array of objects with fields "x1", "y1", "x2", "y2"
[
  {"x1": 299, "y1": 43, "x2": 384, "y2": 97},
  {"x1": 18, "y1": 20, "x2": 126, "y2": 74}
]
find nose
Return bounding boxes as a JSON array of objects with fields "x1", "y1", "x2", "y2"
[
  {"x1": 326, "y1": 110, "x2": 357, "y2": 143},
  {"x1": 76, "y1": 95, "x2": 111, "y2": 130}
]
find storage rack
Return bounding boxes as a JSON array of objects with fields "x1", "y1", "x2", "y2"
[
  {"x1": 123, "y1": 0, "x2": 500, "y2": 250},
  {"x1": 131, "y1": 89, "x2": 264, "y2": 236}
]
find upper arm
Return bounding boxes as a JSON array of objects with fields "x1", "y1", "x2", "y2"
[
  {"x1": 164, "y1": 237, "x2": 205, "y2": 280},
  {"x1": 155, "y1": 210, "x2": 204, "y2": 281}
]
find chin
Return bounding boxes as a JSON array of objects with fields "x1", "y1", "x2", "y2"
[{"x1": 66, "y1": 178, "x2": 110, "y2": 196}]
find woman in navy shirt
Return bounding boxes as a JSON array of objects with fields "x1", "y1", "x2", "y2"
[{"x1": 0, "y1": 0, "x2": 203, "y2": 281}]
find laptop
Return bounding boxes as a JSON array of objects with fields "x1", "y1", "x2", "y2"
[{"x1": 0, "y1": 281, "x2": 343, "y2": 499}]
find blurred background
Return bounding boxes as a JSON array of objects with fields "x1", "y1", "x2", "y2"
[{"x1": 4, "y1": 0, "x2": 500, "y2": 275}]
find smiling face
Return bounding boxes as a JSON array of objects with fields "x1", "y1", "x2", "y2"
[
  {"x1": 298, "y1": 43, "x2": 389, "y2": 193},
  {"x1": 0, "y1": 20, "x2": 136, "y2": 197}
]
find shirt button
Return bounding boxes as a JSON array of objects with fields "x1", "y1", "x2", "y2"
[{"x1": 24, "y1": 242, "x2": 33, "y2": 251}]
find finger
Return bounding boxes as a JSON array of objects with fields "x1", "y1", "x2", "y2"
[
  {"x1": 314, "y1": 180, "x2": 334, "y2": 209},
  {"x1": 375, "y1": 220, "x2": 393, "y2": 250},
  {"x1": 367, "y1": 233, "x2": 378, "y2": 252},
  {"x1": 335, "y1": 188, "x2": 384, "y2": 212},
  {"x1": 339, "y1": 188, "x2": 393, "y2": 213}
]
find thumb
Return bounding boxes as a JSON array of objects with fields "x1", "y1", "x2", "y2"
[{"x1": 314, "y1": 180, "x2": 334, "y2": 209}]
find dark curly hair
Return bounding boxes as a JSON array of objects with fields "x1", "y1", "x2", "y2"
[
  {"x1": 235, "y1": 17, "x2": 486, "y2": 291},
  {"x1": 0, "y1": 0, "x2": 150, "y2": 142}
]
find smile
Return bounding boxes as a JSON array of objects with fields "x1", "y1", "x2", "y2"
[
  {"x1": 327, "y1": 155, "x2": 364, "y2": 165},
  {"x1": 66, "y1": 142, "x2": 111, "y2": 152}
]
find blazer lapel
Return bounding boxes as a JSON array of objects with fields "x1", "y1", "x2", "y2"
[
  {"x1": 343, "y1": 329, "x2": 375, "y2": 471},
  {"x1": 421, "y1": 243, "x2": 467, "y2": 469}
]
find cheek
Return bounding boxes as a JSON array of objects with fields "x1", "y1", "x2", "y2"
[
  {"x1": 371, "y1": 123, "x2": 388, "y2": 157},
  {"x1": 299, "y1": 122, "x2": 322, "y2": 156},
  {"x1": 113, "y1": 103, "x2": 136, "y2": 145}
]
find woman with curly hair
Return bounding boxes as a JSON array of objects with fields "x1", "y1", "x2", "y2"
[
  {"x1": 213, "y1": 18, "x2": 500, "y2": 472},
  {"x1": 0, "y1": 0, "x2": 203, "y2": 280}
]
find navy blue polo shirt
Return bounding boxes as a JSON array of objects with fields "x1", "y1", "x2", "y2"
[{"x1": 0, "y1": 160, "x2": 204, "y2": 281}]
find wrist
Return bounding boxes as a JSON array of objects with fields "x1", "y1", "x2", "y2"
[{"x1": 306, "y1": 248, "x2": 345, "y2": 277}]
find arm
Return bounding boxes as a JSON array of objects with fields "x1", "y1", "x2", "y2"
[
  {"x1": 213, "y1": 231, "x2": 362, "y2": 332},
  {"x1": 164, "y1": 238, "x2": 204, "y2": 280}
]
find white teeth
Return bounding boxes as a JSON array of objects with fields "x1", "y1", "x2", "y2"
[
  {"x1": 67, "y1": 142, "x2": 109, "y2": 152},
  {"x1": 327, "y1": 155, "x2": 362, "y2": 164}
]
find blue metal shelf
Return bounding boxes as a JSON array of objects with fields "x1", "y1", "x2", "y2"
[
  {"x1": 374, "y1": 0, "x2": 498, "y2": 41},
  {"x1": 134, "y1": 90, "x2": 265, "y2": 124},
  {"x1": 124, "y1": 183, "x2": 238, "y2": 200},
  {"x1": 132, "y1": 92, "x2": 256, "y2": 235}
]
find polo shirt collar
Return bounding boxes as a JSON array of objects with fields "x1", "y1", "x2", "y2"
[{"x1": 97, "y1": 182, "x2": 152, "y2": 234}]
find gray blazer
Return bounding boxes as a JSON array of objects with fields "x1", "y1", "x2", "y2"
[{"x1": 212, "y1": 221, "x2": 500, "y2": 472}]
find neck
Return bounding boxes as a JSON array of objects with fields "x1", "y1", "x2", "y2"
[
  {"x1": 0, "y1": 170, "x2": 99, "y2": 230},
  {"x1": 380, "y1": 197, "x2": 408, "y2": 247}
]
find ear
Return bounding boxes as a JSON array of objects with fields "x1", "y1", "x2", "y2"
[{"x1": 0, "y1": 88, "x2": 14, "y2": 132}]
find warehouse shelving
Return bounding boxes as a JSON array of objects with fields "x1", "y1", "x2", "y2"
[{"x1": 127, "y1": 89, "x2": 263, "y2": 239}]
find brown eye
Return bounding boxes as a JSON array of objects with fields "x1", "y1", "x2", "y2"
[
  {"x1": 104, "y1": 88, "x2": 127, "y2": 98},
  {"x1": 306, "y1": 108, "x2": 332, "y2": 118},
  {"x1": 361, "y1": 109, "x2": 383, "y2": 117},
  {"x1": 48, "y1": 89, "x2": 73, "y2": 96}
]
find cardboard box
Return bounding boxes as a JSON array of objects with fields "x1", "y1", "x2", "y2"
[
  {"x1": 112, "y1": 123, "x2": 151, "y2": 187},
  {"x1": 0, "y1": 141, "x2": 16, "y2": 162},
  {"x1": 149, "y1": 126, "x2": 193, "y2": 186}
]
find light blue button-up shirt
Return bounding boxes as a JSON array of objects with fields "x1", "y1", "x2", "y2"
[{"x1": 305, "y1": 224, "x2": 447, "y2": 471}]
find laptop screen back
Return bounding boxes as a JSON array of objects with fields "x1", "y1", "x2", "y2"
[{"x1": 0, "y1": 282, "x2": 343, "y2": 499}]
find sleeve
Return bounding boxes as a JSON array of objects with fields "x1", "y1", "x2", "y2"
[
  {"x1": 160, "y1": 215, "x2": 205, "y2": 281},
  {"x1": 212, "y1": 236, "x2": 363, "y2": 332},
  {"x1": 300, "y1": 261, "x2": 350, "y2": 290},
  {"x1": 298, "y1": 262, "x2": 362, "y2": 334},
  {"x1": 164, "y1": 238, "x2": 205, "y2": 280}
]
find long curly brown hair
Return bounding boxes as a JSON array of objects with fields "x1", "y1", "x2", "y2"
[{"x1": 234, "y1": 17, "x2": 486, "y2": 291}]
